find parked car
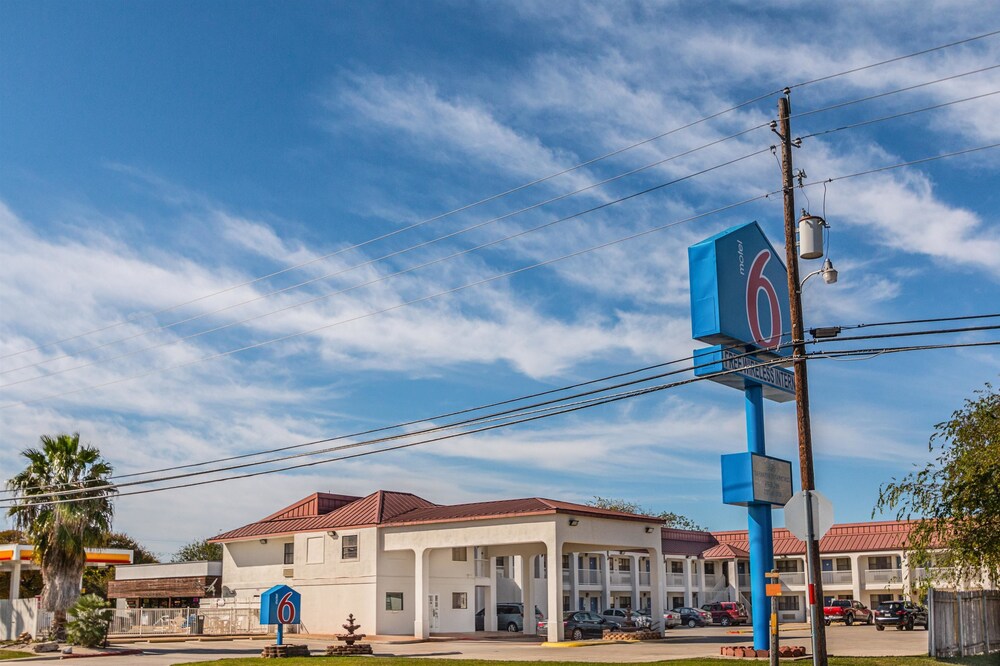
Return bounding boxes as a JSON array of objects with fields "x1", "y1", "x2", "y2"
[
  {"x1": 601, "y1": 608, "x2": 651, "y2": 628},
  {"x1": 873, "y1": 601, "x2": 928, "y2": 631},
  {"x1": 701, "y1": 601, "x2": 748, "y2": 626},
  {"x1": 539, "y1": 610, "x2": 615, "y2": 640},
  {"x1": 674, "y1": 606, "x2": 711, "y2": 628},
  {"x1": 823, "y1": 599, "x2": 873, "y2": 626},
  {"x1": 474, "y1": 603, "x2": 543, "y2": 632},
  {"x1": 662, "y1": 609, "x2": 681, "y2": 628}
]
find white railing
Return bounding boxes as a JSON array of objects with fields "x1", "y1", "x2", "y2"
[
  {"x1": 562, "y1": 570, "x2": 570, "y2": 585},
  {"x1": 703, "y1": 573, "x2": 720, "y2": 588},
  {"x1": 665, "y1": 573, "x2": 686, "y2": 587},
  {"x1": 821, "y1": 570, "x2": 854, "y2": 586},
  {"x1": 915, "y1": 567, "x2": 954, "y2": 581},
  {"x1": 864, "y1": 568, "x2": 903, "y2": 586},
  {"x1": 638, "y1": 571, "x2": 650, "y2": 586},
  {"x1": 474, "y1": 559, "x2": 489, "y2": 578},
  {"x1": 108, "y1": 605, "x2": 270, "y2": 636},
  {"x1": 737, "y1": 574, "x2": 749, "y2": 588},
  {"x1": 610, "y1": 571, "x2": 632, "y2": 586},
  {"x1": 578, "y1": 569, "x2": 602, "y2": 586},
  {"x1": 779, "y1": 572, "x2": 806, "y2": 586}
]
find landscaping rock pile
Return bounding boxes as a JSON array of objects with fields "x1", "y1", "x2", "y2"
[{"x1": 719, "y1": 645, "x2": 807, "y2": 658}]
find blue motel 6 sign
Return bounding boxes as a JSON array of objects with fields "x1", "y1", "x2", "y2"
[{"x1": 689, "y1": 221, "x2": 792, "y2": 358}]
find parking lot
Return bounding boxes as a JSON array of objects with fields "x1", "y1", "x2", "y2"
[{"x1": 50, "y1": 622, "x2": 932, "y2": 664}]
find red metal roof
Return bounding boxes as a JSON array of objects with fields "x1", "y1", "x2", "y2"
[
  {"x1": 661, "y1": 527, "x2": 719, "y2": 557},
  {"x1": 695, "y1": 521, "x2": 920, "y2": 559},
  {"x1": 212, "y1": 492, "x2": 658, "y2": 541}
]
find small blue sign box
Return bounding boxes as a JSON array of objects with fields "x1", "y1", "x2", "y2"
[
  {"x1": 260, "y1": 584, "x2": 300, "y2": 646},
  {"x1": 689, "y1": 221, "x2": 792, "y2": 358},
  {"x1": 721, "y1": 452, "x2": 794, "y2": 507}
]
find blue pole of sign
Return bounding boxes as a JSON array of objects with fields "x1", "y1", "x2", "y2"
[
  {"x1": 744, "y1": 383, "x2": 774, "y2": 651},
  {"x1": 276, "y1": 622, "x2": 283, "y2": 646}
]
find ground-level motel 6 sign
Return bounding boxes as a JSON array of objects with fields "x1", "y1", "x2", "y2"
[
  {"x1": 260, "y1": 584, "x2": 300, "y2": 645},
  {"x1": 688, "y1": 221, "x2": 795, "y2": 651}
]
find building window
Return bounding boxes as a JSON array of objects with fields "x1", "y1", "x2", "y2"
[
  {"x1": 283, "y1": 542, "x2": 294, "y2": 565},
  {"x1": 836, "y1": 558, "x2": 852, "y2": 571},
  {"x1": 671, "y1": 561, "x2": 684, "y2": 573},
  {"x1": 452, "y1": 592, "x2": 467, "y2": 609},
  {"x1": 342, "y1": 534, "x2": 358, "y2": 559},
  {"x1": 385, "y1": 592, "x2": 403, "y2": 611},
  {"x1": 452, "y1": 547, "x2": 467, "y2": 562},
  {"x1": 704, "y1": 562, "x2": 715, "y2": 574},
  {"x1": 776, "y1": 596, "x2": 800, "y2": 611},
  {"x1": 619, "y1": 558, "x2": 631, "y2": 572},
  {"x1": 619, "y1": 596, "x2": 632, "y2": 609},
  {"x1": 776, "y1": 559, "x2": 798, "y2": 573},
  {"x1": 672, "y1": 596, "x2": 684, "y2": 609}
]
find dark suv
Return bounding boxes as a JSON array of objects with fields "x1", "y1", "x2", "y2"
[
  {"x1": 874, "y1": 601, "x2": 928, "y2": 631},
  {"x1": 701, "y1": 601, "x2": 748, "y2": 626}
]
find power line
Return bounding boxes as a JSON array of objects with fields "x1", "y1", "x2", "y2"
[
  {"x1": 790, "y1": 29, "x2": 1000, "y2": 89},
  {"x1": 0, "y1": 148, "x2": 772, "y2": 393},
  {"x1": 5, "y1": 335, "x2": 997, "y2": 510},
  {"x1": 6, "y1": 321, "x2": 996, "y2": 502},
  {"x1": 6, "y1": 29, "x2": 997, "y2": 362},
  {"x1": 799, "y1": 90, "x2": 1000, "y2": 140},
  {"x1": 5, "y1": 140, "x2": 999, "y2": 409},
  {"x1": 0, "y1": 124, "x2": 773, "y2": 378}
]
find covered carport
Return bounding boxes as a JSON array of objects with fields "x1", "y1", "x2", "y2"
[{"x1": 381, "y1": 498, "x2": 663, "y2": 642}]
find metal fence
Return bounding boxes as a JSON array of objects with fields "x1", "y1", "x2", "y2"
[
  {"x1": 929, "y1": 588, "x2": 1000, "y2": 657},
  {"x1": 108, "y1": 604, "x2": 273, "y2": 637}
]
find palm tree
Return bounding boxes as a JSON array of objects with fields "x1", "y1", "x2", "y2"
[{"x1": 6, "y1": 433, "x2": 116, "y2": 639}]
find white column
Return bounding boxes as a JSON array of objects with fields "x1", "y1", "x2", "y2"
[
  {"x1": 629, "y1": 554, "x2": 640, "y2": 609},
  {"x1": 648, "y1": 547, "x2": 664, "y2": 637},
  {"x1": 683, "y1": 557, "x2": 693, "y2": 607},
  {"x1": 728, "y1": 559, "x2": 738, "y2": 601},
  {"x1": 568, "y1": 552, "x2": 578, "y2": 611},
  {"x1": 487, "y1": 556, "x2": 498, "y2": 631},
  {"x1": 413, "y1": 547, "x2": 430, "y2": 639},
  {"x1": 697, "y1": 558, "x2": 707, "y2": 606},
  {"x1": 852, "y1": 554, "x2": 865, "y2": 602},
  {"x1": 520, "y1": 555, "x2": 535, "y2": 635},
  {"x1": 600, "y1": 553, "x2": 611, "y2": 610},
  {"x1": 900, "y1": 552, "x2": 911, "y2": 598},
  {"x1": 9, "y1": 559, "x2": 22, "y2": 601},
  {"x1": 546, "y1": 540, "x2": 563, "y2": 642}
]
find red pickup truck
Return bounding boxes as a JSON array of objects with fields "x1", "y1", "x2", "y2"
[{"x1": 823, "y1": 599, "x2": 873, "y2": 626}]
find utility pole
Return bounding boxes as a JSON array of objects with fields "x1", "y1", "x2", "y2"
[{"x1": 776, "y1": 89, "x2": 828, "y2": 666}]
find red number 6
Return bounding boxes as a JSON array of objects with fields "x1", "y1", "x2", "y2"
[{"x1": 746, "y1": 250, "x2": 781, "y2": 349}]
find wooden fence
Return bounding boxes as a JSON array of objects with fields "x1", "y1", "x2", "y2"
[{"x1": 929, "y1": 588, "x2": 1000, "y2": 657}]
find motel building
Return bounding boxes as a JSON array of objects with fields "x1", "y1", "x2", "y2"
[{"x1": 207, "y1": 489, "x2": 955, "y2": 641}]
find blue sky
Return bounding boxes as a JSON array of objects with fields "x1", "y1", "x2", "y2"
[{"x1": 1, "y1": 2, "x2": 998, "y2": 558}]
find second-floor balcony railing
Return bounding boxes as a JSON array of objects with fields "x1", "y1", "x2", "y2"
[
  {"x1": 865, "y1": 568, "x2": 903, "y2": 586},
  {"x1": 578, "y1": 568, "x2": 602, "y2": 586},
  {"x1": 474, "y1": 560, "x2": 489, "y2": 578},
  {"x1": 778, "y1": 571, "x2": 806, "y2": 586},
  {"x1": 915, "y1": 567, "x2": 954, "y2": 581},
  {"x1": 703, "y1": 573, "x2": 720, "y2": 588},
  {"x1": 639, "y1": 571, "x2": 650, "y2": 586},
  {"x1": 610, "y1": 571, "x2": 633, "y2": 586},
  {"x1": 821, "y1": 570, "x2": 854, "y2": 586},
  {"x1": 738, "y1": 574, "x2": 749, "y2": 588},
  {"x1": 665, "y1": 572, "x2": 686, "y2": 587}
]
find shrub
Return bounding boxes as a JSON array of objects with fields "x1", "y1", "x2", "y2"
[{"x1": 65, "y1": 594, "x2": 112, "y2": 647}]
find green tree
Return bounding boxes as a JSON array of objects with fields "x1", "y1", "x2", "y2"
[
  {"x1": 5, "y1": 433, "x2": 116, "y2": 639},
  {"x1": 172, "y1": 538, "x2": 222, "y2": 562},
  {"x1": 875, "y1": 383, "x2": 1000, "y2": 590},
  {"x1": 588, "y1": 496, "x2": 706, "y2": 531},
  {"x1": 82, "y1": 532, "x2": 159, "y2": 599}
]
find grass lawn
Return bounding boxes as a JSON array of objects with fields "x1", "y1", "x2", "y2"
[
  {"x1": 178, "y1": 656, "x2": 997, "y2": 666},
  {"x1": 0, "y1": 650, "x2": 34, "y2": 661}
]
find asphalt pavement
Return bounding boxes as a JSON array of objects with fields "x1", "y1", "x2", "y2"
[{"x1": 32, "y1": 622, "x2": 930, "y2": 664}]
